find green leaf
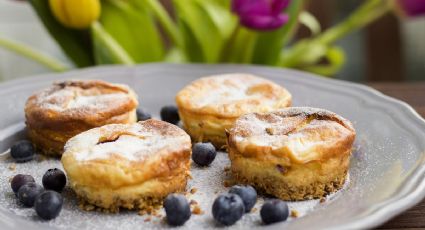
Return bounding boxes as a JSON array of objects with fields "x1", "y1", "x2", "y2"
[
  {"x1": 299, "y1": 11, "x2": 321, "y2": 36},
  {"x1": 91, "y1": 22, "x2": 135, "y2": 65},
  {"x1": 280, "y1": 39, "x2": 327, "y2": 67},
  {"x1": 174, "y1": 0, "x2": 219, "y2": 62},
  {"x1": 222, "y1": 27, "x2": 257, "y2": 63},
  {"x1": 199, "y1": 0, "x2": 237, "y2": 40},
  {"x1": 164, "y1": 47, "x2": 186, "y2": 63},
  {"x1": 301, "y1": 46, "x2": 346, "y2": 77},
  {"x1": 142, "y1": 0, "x2": 182, "y2": 48},
  {"x1": 251, "y1": 0, "x2": 305, "y2": 65},
  {"x1": 279, "y1": 0, "x2": 388, "y2": 75},
  {"x1": 29, "y1": 0, "x2": 94, "y2": 67},
  {"x1": 213, "y1": 0, "x2": 231, "y2": 7},
  {"x1": 174, "y1": 0, "x2": 236, "y2": 63},
  {"x1": 280, "y1": 39, "x2": 346, "y2": 76},
  {"x1": 100, "y1": 0, "x2": 164, "y2": 63},
  {"x1": 179, "y1": 19, "x2": 204, "y2": 62}
]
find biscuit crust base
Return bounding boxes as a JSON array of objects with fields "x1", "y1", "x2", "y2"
[
  {"x1": 71, "y1": 166, "x2": 189, "y2": 212},
  {"x1": 27, "y1": 110, "x2": 136, "y2": 156},
  {"x1": 228, "y1": 147, "x2": 350, "y2": 200},
  {"x1": 64, "y1": 153, "x2": 190, "y2": 212}
]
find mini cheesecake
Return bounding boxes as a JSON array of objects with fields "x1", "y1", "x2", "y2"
[
  {"x1": 61, "y1": 119, "x2": 192, "y2": 212},
  {"x1": 25, "y1": 80, "x2": 138, "y2": 156},
  {"x1": 176, "y1": 73, "x2": 292, "y2": 148},
  {"x1": 227, "y1": 107, "x2": 356, "y2": 200}
]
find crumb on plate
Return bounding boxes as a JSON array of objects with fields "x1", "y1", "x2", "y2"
[
  {"x1": 192, "y1": 205, "x2": 204, "y2": 215},
  {"x1": 190, "y1": 200, "x2": 198, "y2": 205},
  {"x1": 190, "y1": 187, "x2": 198, "y2": 194},
  {"x1": 8, "y1": 163, "x2": 16, "y2": 171},
  {"x1": 291, "y1": 210, "x2": 299, "y2": 218}
]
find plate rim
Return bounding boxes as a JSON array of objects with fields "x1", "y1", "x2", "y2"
[{"x1": 0, "y1": 63, "x2": 424, "y2": 230}]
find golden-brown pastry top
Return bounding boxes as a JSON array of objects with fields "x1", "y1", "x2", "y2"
[
  {"x1": 25, "y1": 80, "x2": 138, "y2": 131},
  {"x1": 61, "y1": 119, "x2": 191, "y2": 189},
  {"x1": 63, "y1": 119, "x2": 191, "y2": 163},
  {"x1": 227, "y1": 107, "x2": 356, "y2": 164},
  {"x1": 176, "y1": 74, "x2": 292, "y2": 118}
]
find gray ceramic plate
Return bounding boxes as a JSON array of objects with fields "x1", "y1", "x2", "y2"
[{"x1": 1, "y1": 64, "x2": 425, "y2": 230}]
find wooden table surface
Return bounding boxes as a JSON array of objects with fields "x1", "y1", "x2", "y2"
[{"x1": 367, "y1": 82, "x2": 425, "y2": 229}]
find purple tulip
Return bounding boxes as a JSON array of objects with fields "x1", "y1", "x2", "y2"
[
  {"x1": 232, "y1": 0, "x2": 290, "y2": 31},
  {"x1": 396, "y1": 0, "x2": 425, "y2": 17}
]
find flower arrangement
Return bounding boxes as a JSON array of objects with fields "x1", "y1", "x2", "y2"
[{"x1": 0, "y1": 0, "x2": 424, "y2": 76}]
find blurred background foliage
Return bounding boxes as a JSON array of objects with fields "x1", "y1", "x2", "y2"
[{"x1": 0, "y1": 0, "x2": 424, "y2": 82}]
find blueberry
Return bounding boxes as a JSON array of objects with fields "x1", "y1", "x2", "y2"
[
  {"x1": 192, "y1": 142, "x2": 216, "y2": 166},
  {"x1": 260, "y1": 199, "x2": 289, "y2": 225},
  {"x1": 34, "y1": 191, "x2": 63, "y2": 220},
  {"x1": 212, "y1": 193, "x2": 245, "y2": 226},
  {"x1": 42, "y1": 168, "x2": 67, "y2": 192},
  {"x1": 10, "y1": 140, "x2": 35, "y2": 162},
  {"x1": 229, "y1": 185, "x2": 257, "y2": 212},
  {"x1": 11, "y1": 174, "x2": 35, "y2": 194},
  {"x1": 163, "y1": 194, "x2": 191, "y2": 226},
  {"x1": 17, "y1": 182, "x2": 44, "y2": 207},
  {"x1": 136, "y1": 108, "x2": 152, "y2": 121},
  {"x1": 160, "y1": 105, "x2": 180, "y2": 125}
]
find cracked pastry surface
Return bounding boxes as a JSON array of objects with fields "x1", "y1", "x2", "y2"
[
  {"x1": 227, "y1": 107, "x2": 356, "y2": 200},
  {"x1": 61, "y1": 119, "x2": 192, "y2": 212},
  {"x1": 25, "y1": 80, "x2": 138, "y2": 156},
  {"x1": 176, "y1": 73, "x2": 292, "y2": 148}
]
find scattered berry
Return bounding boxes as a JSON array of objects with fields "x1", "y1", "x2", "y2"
[
  {"x1": 11, "y1": 174, "x2": 35, "y2": 194},
  {"x1": 212, "y1": 193, "x2": 245, "y2": 226},
  {"x1": 10, "y1": 140, "x2": 35, "y2": 162},
  {"x1": 260, "y1": 199, "x2": 289, "y2": 224},
  {"x1": 160, "y1": 105, "x2": 180, "y2": 125},
  {"x1": 229, "y1": 185, "x2": 257, "y2": 212},
  {"x1": 163, "y1": 194, "x2": 191, "y2": 226},
  {"x1": 42, "y1": 168, "x2": 67, "y2": 192},
  {"x1": 17, "y1": 182, "x2": 44, "y2": 207},
  {"x1": 136, "y1": 108, "x2": 152, "y2": 121},
  {"x1": 34, "y1": 191, "x2": 63, "y2": 220},
  {"x1": 192, "y1": 142, "x2": 216, "y2": 166}
]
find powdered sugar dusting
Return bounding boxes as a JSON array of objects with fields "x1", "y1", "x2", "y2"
[
  {"x1": 28, "y1": 80, "x2": 137, "y2": 115},
  {"x1": 65, "y1": 94, "x2": 129, "y2": 110},
  {"x1": 65, "y1": 121, "x2": 190, "y2": 162},
  {"x1": 177, "y1": 74, "x2": 291, "y2": 116},
  {"x1": 230, "y1": 107, "x2": 355, "y2": 162},
  {"x1": 196, "y1": 85, "x2": 247, "y2": 108}
]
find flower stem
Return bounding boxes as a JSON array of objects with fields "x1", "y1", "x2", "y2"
[
  {"x1": 280, "y1": 0, "x2": 391, "y2": 68},
  {"x1": 144, "y1": 0, "x2": 182, "y2": 47},
  {"x1": 0, "y1": 36, "x2": 69, "y2": 72},
  {"x1": 316, "y1": 0, "x2": 391, "y2": 45}
]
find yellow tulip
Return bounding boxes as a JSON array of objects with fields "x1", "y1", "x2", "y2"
[{"x1": 49, "y1": 0, "x2": 101, "y2": 29}]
